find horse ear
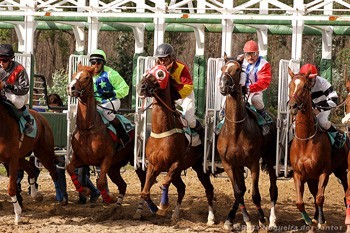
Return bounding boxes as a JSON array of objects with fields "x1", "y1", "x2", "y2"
[
  {"x1": 223, "y1": 52, "x2": 228, "y2": 63},
  {"x1": 288, "y1": 67, "x2": 294, "y2": 78},
  {"x1": 77, "y1": 62, "x2": 83, "y2": 71}
]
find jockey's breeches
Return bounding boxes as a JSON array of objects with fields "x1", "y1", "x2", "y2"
[
  {"x1": 175, "y1": 91, "x2": 196, "y2": 128},
  {"x1": 248, "y1": 92, "x2": 264, "y2": 110},
  {"x1": 97, "y1": 99, "x2": 121, "y2": 121},
  {"x1": 317, "y1": 110, "x2": 331, "y2": 130},
  {"x1": 5, "y1": 93, "x2": 28, "y2": 109}
]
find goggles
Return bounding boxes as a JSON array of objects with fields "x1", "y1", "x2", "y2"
[
  {"x1": 244, "y1": 52, "x2": 258, "y2": 57},
  {"x1": 0, "y1": 57, "x2": 10, "y2": 63},
  {"x1": 90, "y1": 60, "x2": 103, "y2": 65}
]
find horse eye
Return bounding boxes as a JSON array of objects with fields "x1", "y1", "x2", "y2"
[{"x1": 156, "y1": 70, "x2": 166, "y2": 80}]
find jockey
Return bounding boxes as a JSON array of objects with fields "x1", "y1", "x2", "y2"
[
  {"x1": 154, "y1": 43, "x2": 204, "y2": 139},
  {"x1": 239, "y1": 40, "x2": 272, "y2": 135},
  {"x1": 0, "y1": 44, "x2": 33, "y2": 134},
  {"x1": 90, "y1": 49, "x2": 130, "y2": 147},
  {"x1": 299, "y1": 63, "x2": 341, "y2": 144}
]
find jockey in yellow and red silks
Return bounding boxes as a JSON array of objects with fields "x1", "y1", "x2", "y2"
[{"x1": 155, "y1": 43, "x2": 204, "y2": 137}]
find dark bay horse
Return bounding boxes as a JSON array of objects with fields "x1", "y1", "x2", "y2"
[
  {"x1": 0, "y1": 96, "x2": 64, "y2": 223},
  {"x1": 288, "y1": 68, "x2": 350, "y2": 231},
  {"x1": 217, "y1": 55, "x2": 278, "y2": 232},
  {"x1": 67, "y1": 63, "x2": 146, "y2": 218},
  {"x1": 137, "y1": 65, "x2": 216, "y2": 224}
]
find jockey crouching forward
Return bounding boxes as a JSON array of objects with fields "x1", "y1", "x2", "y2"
[
  {"x1": 299, "y1": 63, "x2": 342, "y2": 147},
  {"x1": 0, "y1": 44, "x2": 33, "y2": 134},
  {"x1": 239, "y1": 40, "x2": 273, "y2": 135},
  {"x1": 90, "y1": 49, "x2": 130, "y2": 147},
  {"x1": 154, "y1": 43, "x2": 205, "y2": 141}
]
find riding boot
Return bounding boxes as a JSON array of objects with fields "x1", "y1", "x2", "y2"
[
  {"x1": 194, "y1": 120, "x2": 205, "y2": 143},
  {"x1": 21, "y1": 106, "x2": 34, "y2": 134},
  {"x1": 110, "y1": 118, "x2": 130, "y2": 148},
  {"x1": 257, "y1": 108, "x2": 271, "y2": 136},
  {"x1": 328, "y1": 125, "x2": 343, "y2": 148}
]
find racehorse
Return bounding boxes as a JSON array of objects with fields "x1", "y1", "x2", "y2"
[
  {"x1": 137, "y1": 65, "x2": 216, "y2": 225},
  {"x1": 0, "y1": 96, "x2": 65, "y2": 223},
  {"x1": 288, "y1": 68, "x2": 350, "y2": 230},
  {"x1": 67, "y1": 63, "x2": 146, "y2": 218},
  {"x1": 217, "y1": 55, "x2": 278, "y2": 232}
]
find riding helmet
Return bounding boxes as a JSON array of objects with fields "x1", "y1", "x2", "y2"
[
  {"x1": 300, "y1": 63, "x2": 318, "y2": 78},
  {"x1": 243, "y1": 40, "x2": 259, "y2": 53},
  {"x1": 0, "y1": 44, "x2": 15, "y2": 58},
  {"x1": 154, "y1": 43, "x2": 175, "y2": 59},
  {"x1": 90, "y1": 49, "x2": 107, "y2": 63}
]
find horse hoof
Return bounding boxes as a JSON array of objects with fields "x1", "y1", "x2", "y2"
[
  {"x1": 317, "y1": 221, "x2": 327, "y2": 230},
  {"x1": 133, "y1": 212, "x2": 142, "y2": 220},
  {"x1": 60, "y1": 199, "x2": 68, "y2": 206},
  {"x1": 245, "y1": 221, "x2": 255, "y2": 233},
  {"x1": 14, "y1": 214, "x2": 21, "y2": 224},
  {"x1": 34, "y1": 193, "x2": 44, "y2": 202},
  {"x1": 157, "y1": 203, "x2": 169, "y2": 216},
  {"x1": 223, "y1": 220, "x2": 233, "y2": 231},
  {"x1": 81, "y1": 187, "x2": 91, "y2": 197}
]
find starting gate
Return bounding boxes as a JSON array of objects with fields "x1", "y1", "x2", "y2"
[{"x1": 275, "y1": 59, "x2": 300, "y2": 178}]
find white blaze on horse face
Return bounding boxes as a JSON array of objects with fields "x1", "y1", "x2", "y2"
[
  {"x1": 293, "y1": 78, "x2": 301, "y2": 96},
  {"x1": 224, "y1": 62, "x2": 237, "y2": 73},
  {"x1": 68, "y1": 71, "x2": 83, "y2": 95}
]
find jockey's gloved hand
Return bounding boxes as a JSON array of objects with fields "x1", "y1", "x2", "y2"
[{"x1": 101, "y1": 92, "x2": 115, "y2": 99}]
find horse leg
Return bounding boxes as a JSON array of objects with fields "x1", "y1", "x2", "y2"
[
  {"x1": 306, "y1": 180, "x2": 319, "y2": 224},
  {"x1": 170, "y1": 175, "x2": 186, "y2": 222},
  {"x1": 7, "y1": 157, "x2": 22, "y2": 224},
  {"x1": 107, "y1": 165, "x2": 126, "y2": 207},
  {"x1": 33, "y1": 147, "x2": 67, "y2": 205},
  {"x1": 346, "y1": 168, "x2": 350, "y2": 232},
  {"x1": 267, "y1": 161, "x2": 278, "y2": 230},
  {"x1": 314, "y1": 173, "x2": 329, "y2": 229},
  {"x1": 141, "y1": 163, "x2": 160, "y2": 214},
  {"x1": 66, "y1": 154, "x2": 91, "y2": 199},
  {"x1": 157, "y1": 161, "x2": 182, "y2": 216},
  {"x1": 20, "y1": 159, "x2": 43, "y2": 202},
  {"x1": 251, "y1": 165, "x2": 266, "y2": 230},
  {"x1": 97, "y1": 158, "x2": 116, "y2": 204},
  {"x1": 293, "y1": 172, "x2": 312, "y2": 225},
  {"x1": 192, "y1": 160, "x2": 215, "y2": 225},
  {"x1": 132, "y1": 167, "x2": 147, "y2": 220},
  {"x1": 221, "y1": 162, "x2": 240, "y2": 231}
]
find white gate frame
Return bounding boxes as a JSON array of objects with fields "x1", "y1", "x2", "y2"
[
  {"x1": 134, "y1": 56, "x2": 156, "y2": 171},
  {"x1": 203, "y1": 58, "x2": 225, "y2": 174},
  {"x1": 276, "y1": 59, "x2": 300, "y2": 178}
]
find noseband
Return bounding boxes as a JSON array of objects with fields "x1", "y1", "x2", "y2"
[{"x1": 72, "y1": 73, "x2": 93, "y2": 98}]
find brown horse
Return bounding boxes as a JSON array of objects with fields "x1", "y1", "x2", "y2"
[
  {"x1": 288, "y1": 68, "x2": 349, "y2": 230},
  {"x1": 137, "y1": 65, "x2": 216, "y2": 224},
  {"x1": 67, "y1": 63, "x2": 146, "y2": 218},
  {"x1": 217, "y1": 56, "x2": 278, "y2": 232},
  {"x1": 0, "y1": 96, "x2": 65, "y2": 223}
]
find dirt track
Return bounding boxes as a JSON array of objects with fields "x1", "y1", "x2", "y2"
[{"x1": 0, "y1": 166, "x2": 347, "y2": 233}]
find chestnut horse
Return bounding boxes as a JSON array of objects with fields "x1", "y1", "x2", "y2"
[
  {"x1": 288, "y1": 68, "x2": 350, "y2": 230},
  {"x1": 137, "y1": 65, "x2": 216, "y2": 224},
  {"x1": 217, "y1": 56, "x2": 278, "y2": 232},
  {"x1": 67, "y1": 64, "x2": 146, "y2": 218},
  {"x1": 0, "y1": 96, "x2": 65, "y2": 223}
]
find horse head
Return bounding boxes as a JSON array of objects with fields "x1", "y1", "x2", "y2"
[
  {"x1": 219, "y1": 53, "x2": 242, "y2": 96},
  {"x1": 67, "y1": 63, "x2": 95, "y2": 99},
  {"x1": 137, "y1": 65, "x2": 170, "y2": 98},
  {"x1": 288, "y1": 67, "x2": 312, "y2": 115}
]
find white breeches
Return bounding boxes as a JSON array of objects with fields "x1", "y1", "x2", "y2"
[
  {"x1": 5, "y1": 93, "x2": 28, "y2": 109},
  {"x1": 175, "y1": 91, "x2": 196, "y2": 128},
  {"x1": 248, "y1": 92, "x2": 264, "y2": 110},
  {"x1": 316, "y1": 110, "x2": 331, "y2": 130},
  {"x1": 96, "y1": 99, "x2": 121, "y2": 121}
]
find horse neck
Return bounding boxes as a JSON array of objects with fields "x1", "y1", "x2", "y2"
[
  {"x1": 151, "y1": 87, "x2": 180, "y2": 133},
  {"x1": 294, "y1": 97, "x2": 316, "y2": 138},
  {"x1": 225, "y1": 93, "x2": 246, "y2": 124},
  {"x1": 76, "y1": 93, "x2": 97, "y2": 130}
]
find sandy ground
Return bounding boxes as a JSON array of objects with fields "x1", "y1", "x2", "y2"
[{"x1": 0, "y1": 165, "x2": 347, "y2": 233}]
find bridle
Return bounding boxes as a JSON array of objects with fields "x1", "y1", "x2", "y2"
[{"x1": 71, "y1": 72, "x2": 93, "y2": 98}]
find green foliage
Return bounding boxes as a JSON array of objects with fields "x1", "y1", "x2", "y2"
[{"x1": 47, "y1": 69, "x2": 68, "y2": 105}]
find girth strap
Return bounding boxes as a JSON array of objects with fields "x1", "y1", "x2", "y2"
[{"x1": 150, "y1": 128, "x2": 184, "y2": 139}]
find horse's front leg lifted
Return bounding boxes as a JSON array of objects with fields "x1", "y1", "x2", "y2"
[{"x1": 66, "y1": 157, "x2": 91, "y2": 199}]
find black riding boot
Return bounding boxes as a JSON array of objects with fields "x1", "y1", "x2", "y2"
[
  {"x1": 21, "y1": 106, "x2": 34, "y2": 134},
  {"x1": 328, "y1": 125, "x2": 343, "y2": 148},
  {"x1": 111, "y1": 118, "x2": 130, "y2": 148},
  {"x1": 257, "y1": 108, "x2": 271, "y2": 136}
]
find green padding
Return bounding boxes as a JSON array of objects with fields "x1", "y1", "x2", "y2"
[
  {"x1": 319, "y1": 59, "x2": 332, "y2": 83},
  {"x1": 193, "y1": 55, "x2": 206, "y2": 119},
  {"x1": 40, "y1": 112, "x2": 67, "y2": 148}
]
